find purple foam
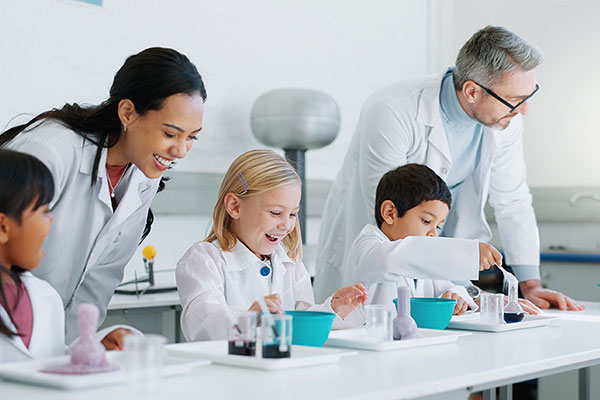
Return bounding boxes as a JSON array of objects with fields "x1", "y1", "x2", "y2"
[
  {"x1": 40, "y1": 361, "x2": 119, "y2": 375},
  {"x1": 393, "y1": 286, "x2": 419, "y2": 340},
  {"x1": 41, "y1": 303, "x2": 118, "y2": 375}
]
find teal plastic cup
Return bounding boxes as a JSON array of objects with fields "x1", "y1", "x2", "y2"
[
  {"x1": 285, "y1": 310, "x2": 336, "y2": 347},
  {"x1": 393, "y1": 297, "x2": 457, "y2": 330}
]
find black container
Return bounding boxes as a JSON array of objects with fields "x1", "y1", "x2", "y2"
[
  {"x1": 262, "y1": 343, "x2": 291, "y2": 359},
  {"x1": 228, "y1": 340, "x2": 256, "y2": 356}
]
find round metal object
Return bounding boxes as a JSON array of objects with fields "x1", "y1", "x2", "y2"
[{"x1": 250, "y1": 88, "x2": 341, "y2": 150}]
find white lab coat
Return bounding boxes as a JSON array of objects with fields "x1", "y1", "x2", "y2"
[
  {"x1": 345, "y1": 224, "x2": 477, "y2": 311},
  {"x1": 3, "y1": 122, "x2": 160, "y2": 343},
  {"x1": 0, "y1": 272, "x2": 65, "y2": 363},
  {"x1": 313, "y1": 69, "x2": 540, "y2": 302},
  {"x1": 0, "y1": 272, "x2": 143, "y2": 363},
  {"x1": 176, "y1": 240, "x2": 363, "y2": 341}
]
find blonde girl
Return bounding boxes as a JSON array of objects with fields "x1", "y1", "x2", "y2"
[{"x1": 176, "y1": 150, "x2": 367, "y2": 341}]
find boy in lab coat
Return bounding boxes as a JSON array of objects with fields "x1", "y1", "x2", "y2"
[{"x1": 344, "y1": 163, "x2": 504, "y2": 314}]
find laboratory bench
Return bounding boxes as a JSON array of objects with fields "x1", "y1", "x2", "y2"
[
  {"x1": 102, "y1": 290, "x2": 183, "y2": 343},
  {"x1": 4, "y1": 302, "x2": 600, "y2": 399}
]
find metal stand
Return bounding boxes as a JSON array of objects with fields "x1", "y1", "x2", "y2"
[
  {"x1": 284, "y1": 149, "x2": 306, "y2": 244},
  {"x1": 579, "y1": 367, "x2": 590, "y2": 400}
]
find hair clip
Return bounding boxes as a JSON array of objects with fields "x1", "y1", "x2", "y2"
[{"x1": 237, "y1": 172, "x2": 251, "y2": 194}]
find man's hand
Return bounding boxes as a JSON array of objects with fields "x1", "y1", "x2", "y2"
[
  {"x1": 520, "y1": 279, "x2": 584, "y2": 311},
  {"x1": 101, "y1": 328, "x2": 132, "y2": 351}
]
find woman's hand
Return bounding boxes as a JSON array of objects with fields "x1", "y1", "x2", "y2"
[
  {"x1": 478, "y1": 242, "x2": 503, "y2": 271},
  {"x1": 441, "y1": 290, "x2": 469, "y2": 315},
  {"x1": 101, "y1": 328, "x2": 132, "y2": 351},
  {"x1": 331, "y1": 283, "x2": 368, "y2": 319}
]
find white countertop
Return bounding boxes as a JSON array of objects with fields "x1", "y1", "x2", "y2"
[
  {"x1": 108, "y1": 291, "x2": 181, "y2": 311},
  {"x1": 3, "y1": 302, "x2": 600, "y2": 399}
]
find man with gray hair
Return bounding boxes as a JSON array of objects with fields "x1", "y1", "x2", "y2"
[{"x1": 314, "y1": 26, "x2": 583, "y2": 311}]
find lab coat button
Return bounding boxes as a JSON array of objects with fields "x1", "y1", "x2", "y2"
[{"x1": 441, "y1": 167, "x2": 448, "y2": 174}]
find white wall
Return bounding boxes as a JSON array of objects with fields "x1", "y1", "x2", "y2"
[
  {"x1": 439, "y1": 0, "x2": 600, "y2": 187},
  {"x1": 0, "y1": 0, "x2": 440, "y2": 181}
]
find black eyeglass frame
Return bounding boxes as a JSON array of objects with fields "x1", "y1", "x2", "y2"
[{"x1": 473, "y1": 81, "x2": 540, "y2": 114}]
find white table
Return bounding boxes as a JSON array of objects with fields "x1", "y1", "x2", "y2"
[{"x1": 3, "y1": 302, "x2": 600, "y2": 399}]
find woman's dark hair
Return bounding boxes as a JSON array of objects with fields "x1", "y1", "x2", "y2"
[
  {"x1": 0, "y1": 149, "x2": 55, "y2": 338},
  {"x1": 374, "y1": 163, "x2": 452, "y2": 228},
  {"x1": 0, "y1": 47, "x2": 207, "y2": 241}
]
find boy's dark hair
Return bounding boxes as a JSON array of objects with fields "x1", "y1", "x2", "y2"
[
  {"x1": 0, "y1": 149, "x2": 54, "y2": 338},
  {"x1": 375, "y1": 164, "x2": 452, "y2": 227}
]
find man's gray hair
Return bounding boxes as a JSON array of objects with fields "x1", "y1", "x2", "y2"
[{"x1": 453, "y1": 26, "x2": 543, "y2": 90}]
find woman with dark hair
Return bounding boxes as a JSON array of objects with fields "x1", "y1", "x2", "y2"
[{"x1": 0, "y1": 47, "x2": 207, "y2": 345}]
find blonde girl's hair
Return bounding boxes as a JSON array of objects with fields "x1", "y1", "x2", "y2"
[{"x1": 205, "y1": 149, "x2": 302, "y2": 260}]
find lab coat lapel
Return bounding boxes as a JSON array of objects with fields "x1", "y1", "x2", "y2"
[
  {"x1": 113, "y1": 169, "x2": 145, "y2": 226},
  {"x1": 78, "y1": 140, "x2": 112, "y2": 211},
  {"x1": 270, "y1": 245, "x2": 293, "y2": 296},
  {"x1": 0, "y1": 305, "x2": 30, "y2": 358},
  {"x1": 23, "y1": 274, "x2": 57, "y2": 357},
  {"x1": 417, "y1": 71, "x2": 452, "y2": 177}
]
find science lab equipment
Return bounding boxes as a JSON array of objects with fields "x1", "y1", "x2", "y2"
[
  {"x1": 285, "y1": 310, "x2": 335, "y2": 347},
  {"x1": 124, "y1": 334, "x2": 167, "y2": 391},
  {"x1": 480, "y1": 292, "x2": 504, "y2": 325},
  {"x1": 251, "y1": 89, "x2": 341, "y2": 243},
  {"x1": 504, "y1": 279, "x2": 525, "y2": 323},
  {"x1": 393, "y1": 286, "x2": 418, "y2": 340},
  {"x1": 365, "y1": 305, "x2": 394, "y2": 342},
  {"x1": 41, "y1": 303, "x2": 118, "y2": 375},
  {"x1": 228, "y1": 311, "x2": 258, "y2": 356},
  {"x1": 262, "y1": 314, "x2": 293, "y2": 359},
  {"x1": 115, "y1": 245, "x2": 177, "y2": 295}
]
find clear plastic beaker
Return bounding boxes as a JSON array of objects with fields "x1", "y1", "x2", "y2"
[
  {"x1": 228, "y1": 310, "x2": 257, "y2": 356},
  {"x1": 365, "y1": 304, "x2": 394, "y2": 342},
  {"x1": 261, "y1": 314, "x2": 292, "y2": 358},
  {"x1": 123, "y1": 334, "x2": 167, "y2": 391},
  {"x1": 480, "y1": 292, "x2": 504, "y2": 324}
]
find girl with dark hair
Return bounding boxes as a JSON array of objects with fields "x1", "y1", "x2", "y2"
[
  {"x1": 0, "y1": 149, "x2": 61, "y2": 361},
  {"x1": 0, "y1": 149, "x2": 135, "y2": 362},
  {"x1": 1, "y1": 47, "x2": 207, "y2": 344}
]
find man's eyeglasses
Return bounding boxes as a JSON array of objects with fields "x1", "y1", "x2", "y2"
[{"x1": 473, "y1": 82, "x2": 540, "y2": 114}]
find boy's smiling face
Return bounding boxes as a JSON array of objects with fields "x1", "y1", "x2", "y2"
[{"x1": 380, "y1": 200, "x2": 449, "y2": 241}]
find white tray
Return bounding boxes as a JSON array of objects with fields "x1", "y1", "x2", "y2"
[
  {"x1": 324, "y1": 328, "x2": 471, "y2": 351},
  {"x1": 0, "y1": 349, "x2": 210, "y2": 390},
  {"x1": 167, "y1": 340, "x2": 357, "y2": 370},
  {"x1": 447, "y1": 313, "x2": 557, "y2": 332}
]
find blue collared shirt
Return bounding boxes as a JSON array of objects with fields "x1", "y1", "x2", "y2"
[{"x1": 439, "y1": 70, "x2": 539, "y2": 282}]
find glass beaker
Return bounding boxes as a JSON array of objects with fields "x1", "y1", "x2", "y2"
[
  {"x1": 123, "y1": 334, "x2": 167, "y2": 392},
  {"x1": 365, "y1": 304, "x2": 394, "y2": 342},
  {"x1": 228, "y1": 310, "x2": 257, "y2": 356},
  {"x1": 480, "y1": 292, "x2": 504, "y2": 325},
  {"x1": 504, "y1": 279, "x2": 525, "y2": 323},
  {"x1": 261, "y1": 314, "x2": 293, "y2": 358}
]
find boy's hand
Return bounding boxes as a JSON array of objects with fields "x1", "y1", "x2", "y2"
[
  {"x1": 331, "y1": 283, "x2": 368, "y2": 319},
  {"x1": 101, "y1": 328, "x2": 132, "y2": 351},
  {"x1": 441, "y1": 290, "x2": 469, "y2": 315},
  {"x1": 248, "y1": 294, "x2": 284, "y2": 315},
  {"x1": 478, "y1": 242, "x2": 503, "y2": 271}
]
